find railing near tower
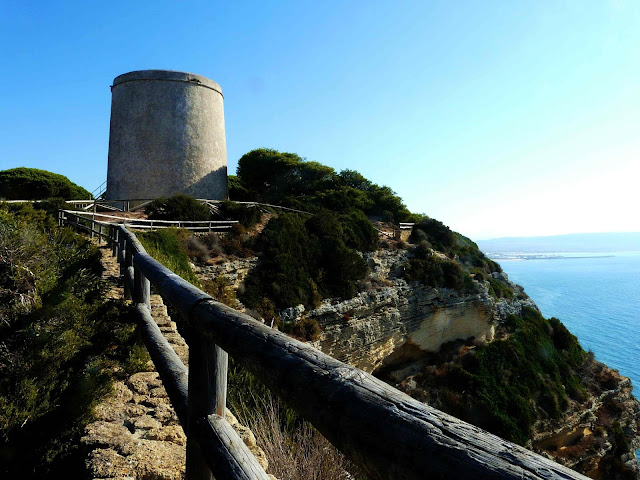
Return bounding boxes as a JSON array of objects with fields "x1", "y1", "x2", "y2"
[{"x1": 59, "y1": 210, "x2": 590, "y2": 480}]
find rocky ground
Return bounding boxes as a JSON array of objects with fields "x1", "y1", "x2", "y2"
[{"x1": 82, "y1": 243, "x2": 274, "y2": 480}]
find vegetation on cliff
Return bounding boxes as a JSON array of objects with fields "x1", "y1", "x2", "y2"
[
  {"x1": 398, "y1": 307, "x2": 586, "y2": 444},
  {"x1": 145, "y1": 193, "x2": 212, "y2": 221},
  {"x1": 221, "y1": 149, "x2": 639, "y2": 478},
  {"x1": 136, "y1": 228, "x2": 202, "y2": 286},
  {"x1": 0, "y1": 167, "x2": 91, "y2": 200},
  {"x1": 0, "y1": 204, "x2": 147, "y2": 478},
  {"x1": 384, "y1": 303, "x2": 639, "y2": 478},
  {"x1": 240, "y1": 211, "x2": 376, "y2": 309},
  {"x1": 231, "y1": 148, "x2": 422, "y2": 223},
  {"x1": 228, "y1": 150, "x2": 514, "y2": 305}
]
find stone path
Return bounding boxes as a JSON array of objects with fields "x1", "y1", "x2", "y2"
[{"x1": 82, "y1": 243, "x2": 271, "y2": 480}]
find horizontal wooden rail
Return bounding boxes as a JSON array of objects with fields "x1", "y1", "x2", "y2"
[
  {"x1": 61, "y1": 209, "x2": 237, "y2": 231},
  {"x1": 60, "y1": 210, "x2": 236, "y2": 234},
  {"x1": 64, "y1": 210, "x2": 238, "y2": 225},
  {"x1": 60, "y1": 213, "x2": 589, "y2": 480}
]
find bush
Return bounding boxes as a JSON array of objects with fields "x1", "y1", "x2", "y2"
[
  {"x1": 404, "y1": 249, "x2": 474, "y2": 292},
  {"x1": 416, "y1": 307, "x2": 587, "y2": 446},
  {"x1": 202, "y1": 276, "x2": 237, "y2": 307},
  {"x1": 0, "y1": 207, "x2": 146, "y2": 478},
  {"x1": 219, "y1": 223, "x2": 254, "y2": 258},
  {"x1": 410, "y1": 218, "x2": 455, "y2": 250},
  {"x1": 280, "y1": 317, "x2": 322, "y2": 342},
  {"x1": 145, "y1": 194, "x2": 211, "y2": 221},
  {"x1": 235, "y1": 148, "x2": 414, "y2": 222},
  {"x1": 241, "y1": 212, "x2": 369, "y2": 309},
  {"x1": 488, "y1": 277, "x2": 514, "y2": 298},
  {"x1": 136, "y1": 228, "x2": 201, "y2": 286},
  {"x1": 228, "y1": 175, "x2": 256, "y2": 201},
  {"x1": 0, "y1": 168, "x2": 91, "y2": 200},
  {"x1": 218, "y1": 200, "x2": 263, "y2": 229}
]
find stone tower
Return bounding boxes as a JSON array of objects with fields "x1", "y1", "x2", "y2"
[{"x1": 105, "y1": 70, "x2": 228, "y2": 201}]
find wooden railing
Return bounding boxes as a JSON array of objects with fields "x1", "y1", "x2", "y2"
[
  {"x1": 60, "y1": 211, "x2": 589, "y2": 480},
  {"x1": 60, "y1": 210, "x2": 238, "y2": 233}
]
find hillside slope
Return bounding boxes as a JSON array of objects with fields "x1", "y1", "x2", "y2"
[{"x1": 199, "y1": 149, "x2": 640, "y2": 479}]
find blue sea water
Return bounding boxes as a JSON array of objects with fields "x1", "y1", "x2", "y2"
[{"x1": 495, "y1": 252, "x2": 640, "y2": 460}]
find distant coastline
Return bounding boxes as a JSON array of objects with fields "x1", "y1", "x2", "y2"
[
  {"x1": 477, "y1": 232, "x2": 640, "y2": 255},
  {"x1": 489, "y1": 253, "x2": 618, "y2": 261}
]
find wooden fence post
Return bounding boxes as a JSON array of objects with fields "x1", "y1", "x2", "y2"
[
  {"x1": 124, "y1": 242, "x2": 133, "y2": 300},
  {"x1": 112, "y1": 226, "x2": 119, "y2": 257},
  {"x1": 133, "y1": 260, "x2": 151, "y2": 310},
  {"x1": 119, "y1": 232, "x2": 126, "y2": 273},
  {"x1": 186, "y1": 336, "x2": 228, "y2": 480}
]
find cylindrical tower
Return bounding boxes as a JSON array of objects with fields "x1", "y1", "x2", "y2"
[{"x1": 105, "y1": 70, "x2": 228, "y2": 201}]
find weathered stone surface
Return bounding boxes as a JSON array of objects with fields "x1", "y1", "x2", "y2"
[
  {"x1": 127, "y1": 372, "x2": 162, "y2": 395},
  {"x1": 147, "y1": 425, "x2": 186, "y2": 445},
  {"x1": 279, "y1": 249, "x2": 542, "y2": 374},
  {"x1": 195, "y1": 257, "x2": 258, "y2": 291},
  {"x1": 308, "y1": 281, "x2": 496, "y2": 373},
  {"x1": 132, "y1": 415, "x2": 163, "y2": 431},
  {"x1": 87, "y1": 449, "x2": 136, "y2": 478}
]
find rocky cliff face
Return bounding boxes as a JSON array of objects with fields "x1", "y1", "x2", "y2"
[
  {"x1": 281, "y1": 250, "x2": 536, "y2": 375},
  {"x1": 206, "y1": 246, "x2": 640, "y2": 479}
]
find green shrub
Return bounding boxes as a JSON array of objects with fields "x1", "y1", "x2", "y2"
[
  {"x1": 488, "y1": 278, "x2": 514, "y2": 299},
  {"x1": 419, "y1": 307, "x2": 587, "y2": 445},
  {"x1": 228, "y1": 175, "x2": 256, "y2": 201},
  {"x1": 202, "y1": 276, "x2": 237, "y2": 307},
  {"x1": 145, "y1": 194, "x2": 211, "y2": 221},
  {"x1": 0, "y1": 207, "x2": 145, "y2": 478},
  {"x1": 0, "y1": 167, "x2": 91, "y2": 200},
  {"x1": 241, "y1": 212, "x2": 369, "y2": 309},
  {"x1": 404, "y1": 250, "x2": 475, "y2": 292},
  {"x1": 136, "y1": 228, "x2": 201, "y2": 286},
  {"x1": 280, "y1": 317, "x2": 322, "y2": 342},
  {"x1": 218, "y1": 200, "x2": 263, "y2": 229},
  {"x1": 410, "y1": 218, "x2": 455, "y2": 250},
  {"x1": 235, "y1": 148, "x2": 413, "y2": 222},
  {"x1": 219, "y1": 223, "x2": 254, "y2": 258}
]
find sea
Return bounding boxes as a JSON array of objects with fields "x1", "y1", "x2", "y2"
[{"x1": 490, "y1": 251, "x2": 640, "y2": 461}]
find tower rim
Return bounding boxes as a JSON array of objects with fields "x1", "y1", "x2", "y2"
[{"x1": 112, "y1": 69, "x2": 222, "y2": 95}]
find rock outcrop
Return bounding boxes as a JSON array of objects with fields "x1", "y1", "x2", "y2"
[{"x1": 277, "y1": 250, "x2": 535, "y2": 374}]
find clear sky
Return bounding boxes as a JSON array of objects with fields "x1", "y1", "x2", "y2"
[{"x1": 1, "y1": 0, "x2": 638, "y2": 240}]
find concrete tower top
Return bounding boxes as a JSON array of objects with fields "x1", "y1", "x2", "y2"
[{"x1": 112, "y1": 70, "x2": 223, "y2": 95}]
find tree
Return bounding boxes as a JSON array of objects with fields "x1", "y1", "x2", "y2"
[{"x1": 0, "y1": 167, "x2": 91, "y2": 200}]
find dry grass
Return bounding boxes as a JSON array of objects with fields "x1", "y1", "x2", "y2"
[{"x1": 235, "y1": 393, "x2": 366, "y2": 480}]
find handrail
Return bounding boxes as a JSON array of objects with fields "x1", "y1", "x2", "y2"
[
  {"x1": 62, "y1": 209, "x2": 238, "y2": 225},
  {"x1": 59, "y1": 210, "x2": 590, "y2": 480},
  {"x1": 60, "y1": 210, "x2": 237, "y2": 234}
]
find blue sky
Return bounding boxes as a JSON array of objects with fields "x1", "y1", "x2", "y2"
[{"x1": 1, "y1": 0, "x2": 638, "y2": 239}]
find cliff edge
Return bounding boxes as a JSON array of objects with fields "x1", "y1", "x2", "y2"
[{"x1": 200, "y1": 244, "x2": 640, "y2": 479}]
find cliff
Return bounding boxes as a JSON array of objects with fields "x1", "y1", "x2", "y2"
[{"x1": 199, "y1": 245, "x2": 640, "y2": 479}]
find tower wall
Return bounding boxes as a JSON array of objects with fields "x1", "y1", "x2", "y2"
[{"x1": 106, "y1": 70, "x2": 228, "y2": 201}]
